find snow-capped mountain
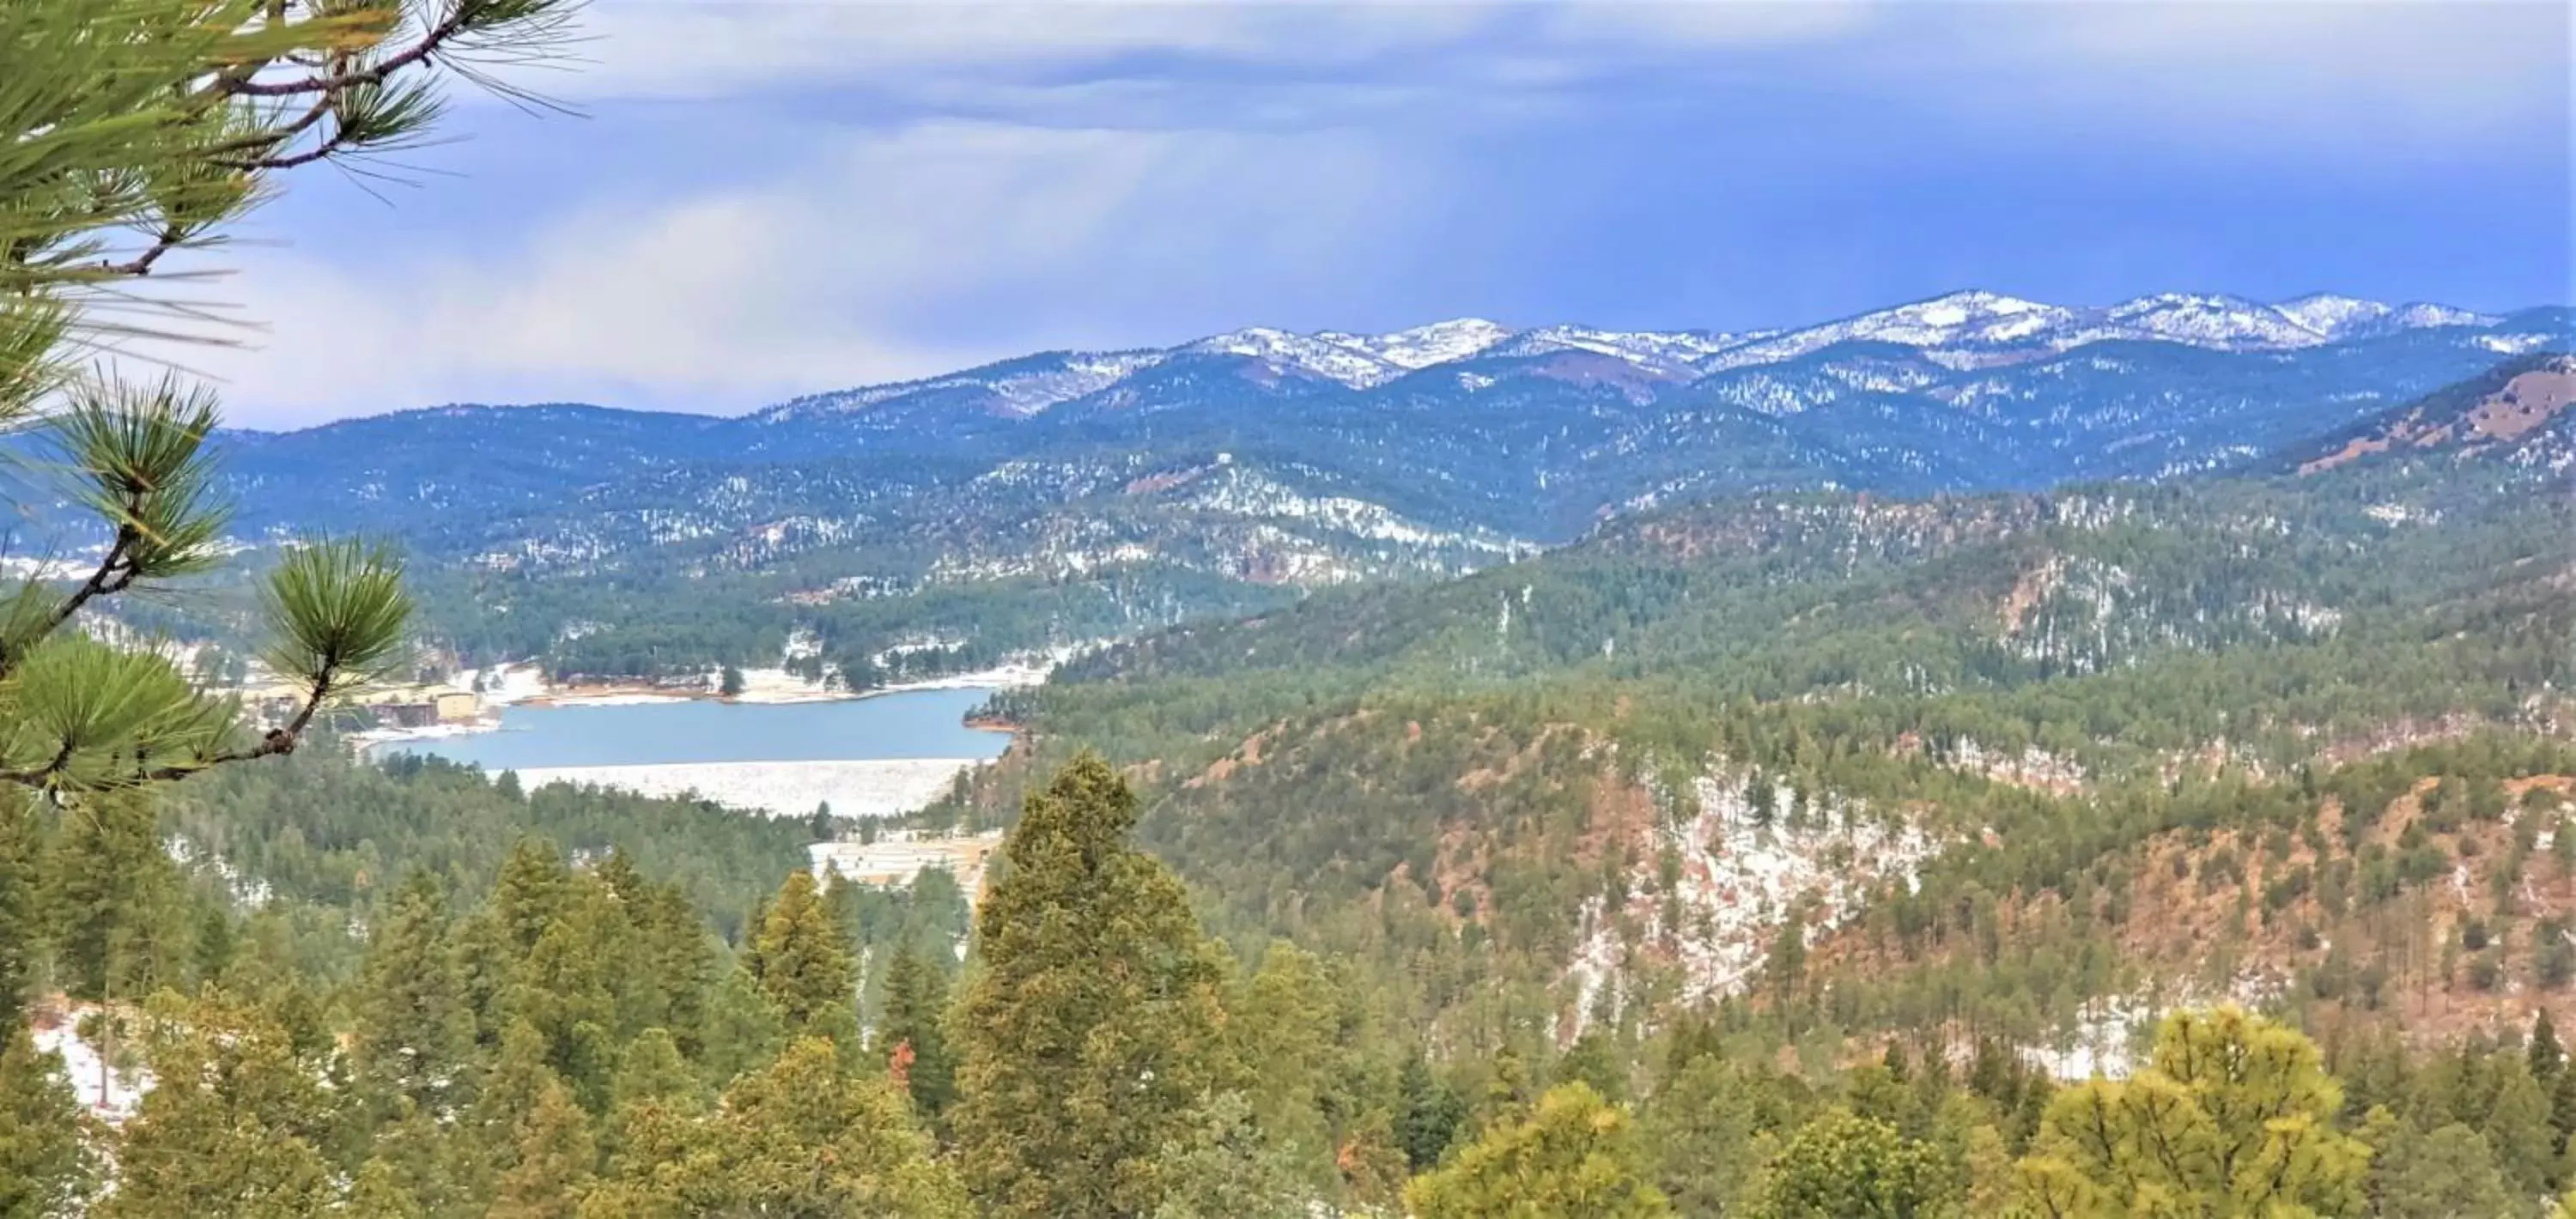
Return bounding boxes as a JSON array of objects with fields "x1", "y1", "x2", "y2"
[
  {"x1": 1338, "y1": 318, "x2": 1517, "y2": 369},
  {"x1": 151, "y1": 293, "x2": 2557, "y2": 691},
  {"x1": 769, "y1": 349, "x2": 1171, "y2": 420},
  {"x1": 1185, "y1": 327, "x2": 1401, "y2": 388},
  {"x1": 765, "y1": 290, "x2": 2507, "y2": 420}
]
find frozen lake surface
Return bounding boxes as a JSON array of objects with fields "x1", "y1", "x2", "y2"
[{"x1": 391, "y1": 688, "x2": 1008, "y2": 818}]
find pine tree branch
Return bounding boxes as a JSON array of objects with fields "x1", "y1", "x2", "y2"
[
  {"x1": 93, "y1": 228, "x2": 188, "y2": 279},
  {"x1": 213, "y1": 9, "x2": 474, "y2": 100},
  {"x1": 43, "y1": 521, "x2": 141, "y2": 634}
]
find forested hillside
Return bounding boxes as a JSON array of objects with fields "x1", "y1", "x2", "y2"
[
  {"x1": 937, "y1": 355, "x2": 2576, "y2": 1055},
  {"x1": 59, "y1": 303, "x2": 2576, "y2": 688},
  {"x1": 3, "y1": 358, "x2": 2571, "y2": 1216}
]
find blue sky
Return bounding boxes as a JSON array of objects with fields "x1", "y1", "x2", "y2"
[{"x1": 179, "y1": 1, "x2": 2573, "y2": 426}]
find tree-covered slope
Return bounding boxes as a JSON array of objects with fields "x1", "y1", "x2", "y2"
[
  {"x1": 51, "y1": 302, "x2": 2564, "y2": 684},
  {"x1": 935, "y1": 362, "x2": 2576, "y2": 1050}
]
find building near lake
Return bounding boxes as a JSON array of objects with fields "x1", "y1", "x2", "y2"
[{"x1": 809, "y1": 828, "x2": 1006, "y2": 907}]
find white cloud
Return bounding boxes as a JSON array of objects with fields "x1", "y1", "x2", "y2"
[
  {"x1": 177, "y1": 120, "x2": 1431, "y2": 425},
  {"x1": 566, "y1": 2, "x2": 1505, "y2": 101},
  {"x1": 102, "y1": 0, "x2": 2567, "y2": 426},
  {"x1": 1939, "y1": 1, "x2": 2567, "y2": 145},
  {"x1": 556, "y1": 0, "x2": 2561, "y2": 140}
]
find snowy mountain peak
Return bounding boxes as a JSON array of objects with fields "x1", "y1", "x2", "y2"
[
  {"x1": 2272, "y1": 293, "x2": 2394, "y2": 339},
  {"x1": 1357, "y1": 318, "x2": 1518, "y2": 369},
  {"x1": 2102, "y1": 292, "x2": 2333, "y2": 349},
  {"x1": 764, "y1": 290, "x2": 2523, "y2": 421},
  {"x1": 1497, "y1": 324, "x2": 1741, "y2": 373},
  {"x1": 1904, "y1": 290, "x2": 2056, "y2": 325},
  {"x1": 1187, "y1": 326, "x2": 1401, "y2": 388}
]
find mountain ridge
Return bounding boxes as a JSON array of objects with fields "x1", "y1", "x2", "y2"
[{"x1": 73, "y1": 294, "x2": 2568, "y2": 689}]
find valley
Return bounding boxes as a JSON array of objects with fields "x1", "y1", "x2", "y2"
[{"x1": 19, "y1": 7, "x2": 2576, "y2": 1214}]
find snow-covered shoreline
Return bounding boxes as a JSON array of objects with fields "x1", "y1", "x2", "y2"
[{"x1": 508, "y1": 757, "x2": 993, "y2": 820}]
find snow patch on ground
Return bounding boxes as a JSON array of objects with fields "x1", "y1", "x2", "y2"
[
  {"x1": 512, "y1": 757, "x2": 995, "y2": 820},
  {"x1": 30, "y1": 1002, "x2": 149, "y2": 1122},
  {"x1": 1564, "y1": 763, "x2": 1936, "y2": 1030}
]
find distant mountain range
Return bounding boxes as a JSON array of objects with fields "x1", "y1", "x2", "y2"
[
  {"x1": 82, "y1": 290, "x2": 2570, "y2": 679},
  {"x1": 764, "y1": 290, "x2": 2518, "y2": 419}
]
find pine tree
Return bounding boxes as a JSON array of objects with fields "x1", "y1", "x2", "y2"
[
  {"x1": 2553, "y1": 1062, "x2": 2576, "y2": 1162},
  {"x1": 351, "y1": 871, "x2": 472, "y2": 1119},
  {"x1": 359, "y1": 1101, "x2": 469, "y2": 1219},
  {"x1": 748, "y1": 868, "x2": 858, "y2": 1043},
  {"x1": 99, "y1": 992, "x2": 337, "y2": 1219},
  {"x1": 1398, "y1": 1051, "x2": 1467, "y2": 1172},
  {"x1": 0, "y1": 798, "x2": 39, "y2": 1028},
  {"x1": 0, "y1": 1026, "x2": 96, "y2": 1218},
  {"x1": 2370, "y1": 1119, "x2": 2518, "y2": 1219},
  {"x1": 1756, "y1": 1107, "x2": 1947, "y2": 1219},
  {"x1": 2488, "y1": 1059, "x2": 2557, "y2": 1196},
  {"x1": 609, "y1": 1027, "x2": 703, "y2": 1118},
  {"x1": 505, "y1": 888, "x2": 623, "y2": 1109},
  {"x1": 877, "y1": 941, "x2": 957, "y2": 1118},
  {"x1": 469, "y1": 1020, "x2": 563, "y2": 1171},
  {"x1": 1151, "y1": 1092, "x2": 1314, "y2": 1219},
  {"x1": 44, "y1": 794, "x2": 182, "y2": 1003},
  {"x1": 494, "y1": 838, "x2": 573, "y2": 952},
  {"x1": 2537, "y1": 1009, "x2": 2567, "y2": 1083},
  {"x1": 604, "y1": 1026, "x2": 703, "y2": 1161},
  {"x1": 696, "y1": 963, "x2": 787, "y2": 1088},
  {"x1": 490, "y1": 1077, "x2": 596, "y2": 1219},
  {"x1": 586, "y1": 1036, "x2": 968, "y2": 1217},
  {"x1": 344, "y1": 1159, "x2": 428, "y2": 1219},
  {"x1": 1230, "y1": 941, "x2": 1342, "y2": 1174},
  {"x1": 1638, "y1": 1054, "x2": 1761, "y2": 1217},
  {"x1": 1406, "y1": 1083, "x2": 1671, "y2": 1218},
  {"x1": 951, "y1": 755, "x2": 1239, "y2": 1219},
  {"x1": 2014, "y1": 1007, "x2": 2368, "y2": 1216}
]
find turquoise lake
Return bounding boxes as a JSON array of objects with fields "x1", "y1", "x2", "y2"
[{"x1": 392, "y1": 688, "x2": 1007, "y2": 770}]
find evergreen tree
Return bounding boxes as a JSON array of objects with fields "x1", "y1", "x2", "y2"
[
  {"x1": 504, "y1": 890, "x2": 623, "y2": 1109},
  {"x1": 2536, "y1": 1010, "x2": 2567, "y2": 1083},
  {"x1": 609, "y1": 1027, "x2": 703, "y2": 1118},
  {"x1": 44, "y1": 794, "x2": 182, "y2": 1003},
  {"x1": 99, "y1": 992, "x2": 337, "y2": 1219},
  {"x1": 490, "y1": 1076, "x2": 596, "y2": 1219},
  {"x1": 359, "y1": 1101, "x2": 469, "y2": 1219},
  {"x1": 494, "y1": 838, "x2": 573, "y2": 953},
  {"x1": 0, "y1": 798, "x2": 39, "y2": 1028},
  {"x1": 951, "y1": 755, "x2": 1238, "y2": 1219},
  {"x1": 1756, "y1": 1108, "x2": 1947, "y2": 1219},
  {"x1": 1399, "y1": 1051, "x2": 1467, "y2": 1171},
  {"x1": 1151, "y1": 1091, "x2": 1313, "y2": 1219},
  {"x1": 584, "y1": 1036, "x2": 967, "y2": 1217},
  {"x1": 1558, "y1": 1028, "x2": 1631, "y2": 1105},
  {"x1": 2554, "y1": 1061, "x2": 2576, "y2": 1152},
  {"x1": 1406, "y1": 1083, "x2": 1671, "y2": 1218},
  {"x1": 468, "y1": 1019, "x2": 564, "y2": 1174},
  {"x1": 748, "y1": 867, "x2": 858, "y2": 1044},
  {"x1": 345, "y1": 1159, "x2": 428, "y2": 1219},
  {"x1": 877, "y1": 940, "x2": 957, "y2": 1118},
  {"x1": 1230, "y1": 941, "x2": 1343, "y2": 1176},
  {"x1": 0, "y1": 1026, "x2": 95, "y2": 1219},
  {"x1": 351, "y1": 871, "x2": 472, "y2": 1119},
  {"x1": 1639, "y1": 1054, "x2": 1763, "y2": 1217},
  {"x1": 2369, "y1": 1118, "x2": 2519, "y2": 1219},
  {"x1": 696, "y1": 963, "x2": 787, "y2": 1089},
  {"x1": 603, "y1": 1025, "x2": 702, "y2": 1163},
  {"x1": 2489, "y1": 1060, "x2": 2558, "y2": 1197},
  {"x1": 2014, "y1": 1007, "x2": 2367, "y2": 1217}
]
